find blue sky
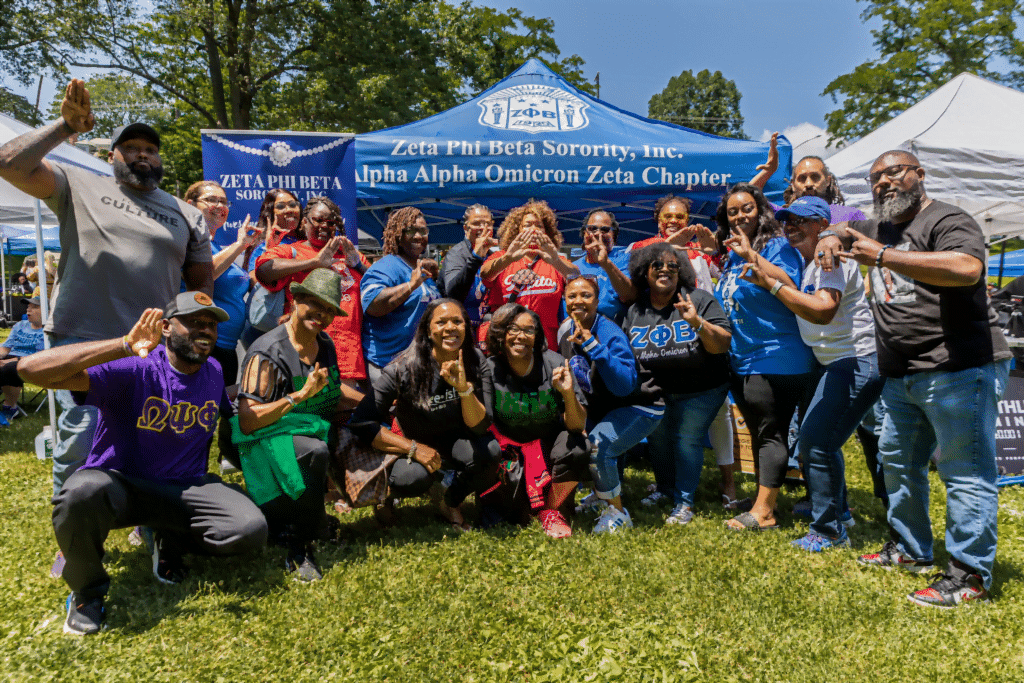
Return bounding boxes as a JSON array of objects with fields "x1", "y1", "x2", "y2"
[
  {"x1": 480, "y1": 0, "x2": 881, "y2": 142},
  {"x1": 7, "y1": 0, "x2": 880, "y2": 144}
]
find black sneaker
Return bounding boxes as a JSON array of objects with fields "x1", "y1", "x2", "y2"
[
  {"x1": 286, "y1": 544, "x2": 323, "y2": 582},
  {"x1": 152, "y1": 535, "x2": 188, "y2": 585},
  {"x1": 908, "y1": 570, "x2": 989, "y2": 609},
  {"x1": 857, "y1": 540, "x2": 934, "y2": 574},
  {"x1": 63, "y1": 593, "x2": 104, "y2": 635}
]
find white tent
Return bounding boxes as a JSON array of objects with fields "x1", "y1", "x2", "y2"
[
  {"x1": 0, "y1": 112, "x2": 114, "y2": 225},
  {"x1": 827, "y1": 73, "x2": 1024, "y2": 238}
]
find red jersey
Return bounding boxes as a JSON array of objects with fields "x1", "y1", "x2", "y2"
[
  {"x1": 481, "y1": 252, "x2": 567, "y2": 349},
  {"x1": 256, "y1": 242, "x2": 368, "y2": 380}
]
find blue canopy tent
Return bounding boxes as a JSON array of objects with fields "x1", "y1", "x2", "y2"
[
  {"x1": 989, "y1": 249, "x2": 1024, "y2": 280},
  {"x1": 355, "y1": 59, "x2": 792, "y2": 245},
  {"x1": 1, "y1": 224, "x2": 60, "y2": 255}
]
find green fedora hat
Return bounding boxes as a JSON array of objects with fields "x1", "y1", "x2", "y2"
[{"x1": 289, "y1": 268, "x2": 348, "y2": 316}]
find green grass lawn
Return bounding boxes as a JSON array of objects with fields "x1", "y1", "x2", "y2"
[{"x1": 3, "y1": 400, "x2": 1024, "y2": 681}]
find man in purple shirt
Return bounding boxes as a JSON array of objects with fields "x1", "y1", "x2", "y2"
[{"x1": 18, "y1": 292, "x2": 267, "y2": 635}]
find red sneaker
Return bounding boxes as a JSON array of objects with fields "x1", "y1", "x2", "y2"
[
  {"x1": 538, "y1": 509, "x2": 572, "y2": 539},
  {"x1": 908, "y1": 571, "x2": 988, "y2": 609}
]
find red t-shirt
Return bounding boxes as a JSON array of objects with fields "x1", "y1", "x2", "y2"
[
  {"x1": 256, "y1": 242, "x2": 368, "y2": 380},
  {"x1": 480, "y1": 252, "x2": 567, "y2": 349}
]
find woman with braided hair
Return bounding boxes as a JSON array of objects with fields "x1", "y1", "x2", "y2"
[
  {"x1": 478, "y1": 200, "x2": 579, "y2": 348},
  {"x1": 360, "y1": 206, "x2": 441, "y2": 383}
]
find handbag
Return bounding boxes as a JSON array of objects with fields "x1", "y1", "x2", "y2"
[
  {"x1": 328, "y1": 426, "x2": 398, "y2": 508},
  {"x1": 246, "y1": 247, "x2": 296, "y2": 332}
]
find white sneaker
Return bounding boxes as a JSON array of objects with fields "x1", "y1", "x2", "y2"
[
  {"x1": 665, "y1": 504, "x2": 694, "y2": 526},
  {"x1": 575, "y1": 490, "x2": 609, "y2": 514},
  {"x1": 641, "y1": 491, "x2": 670, "y2": 507},
  {"x1": 593, "y1": 506, "x2": 633, "y2": 534}
]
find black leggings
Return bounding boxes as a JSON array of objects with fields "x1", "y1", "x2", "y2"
[
  {"x1": 210, "y1": 345, "x2": 239, "y2": 387},
  {"x1": 730, "y1": 372, "x2": 813, "y2": 489},
  {"x1": 259, "y1": 436, "x2": 329, "y2": 544},
  {"x1": 388, "y1": 433, "x2": 499, "y2": 507}
]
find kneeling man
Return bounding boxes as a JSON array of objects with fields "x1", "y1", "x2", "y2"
[{"x1": 18, "y1": 292, "x2": 268, "y2": 635}]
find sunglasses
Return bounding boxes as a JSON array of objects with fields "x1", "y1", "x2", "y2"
[
  {"x1": 274, "y1": 200, "x2": 300, "y2": 210},
  {"x1": 865, "y1": 164, "x2": 919, "y2": 186},
  {"x1": 650, "y1": 260, "x2": 680, "y2": 273},
  {"x1": 584, "y1": 224, "x2": 613, "y2": 234}
]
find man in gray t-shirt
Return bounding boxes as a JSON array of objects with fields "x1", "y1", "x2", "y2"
[{"x1": 0, "y1": 78, "x2": 214, "y2": 494}]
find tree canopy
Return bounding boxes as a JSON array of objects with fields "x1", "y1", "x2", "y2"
[
  {"x1": 647, "y1": 69, "x2": 745, "y2": 139},
  {"x1": 823, "y1": 0, "x2": 1024, "y2": 143}
]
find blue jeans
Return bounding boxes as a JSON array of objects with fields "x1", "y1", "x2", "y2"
[
  {"x1": 48, "y1": 334, "x2": 99, "y2": 496},
  {"x1": 880, "y1": 360, "x2": 1010, "y2": 588},
  {"x1": 648, "y1": 384, "x2": 730, "y2": 507},
  {"x1": 588, "y1": 407, "x2": 662, "y2": 499},
  {"x1": 799, "y1": 355, "x2": 884, "y2": 537}
]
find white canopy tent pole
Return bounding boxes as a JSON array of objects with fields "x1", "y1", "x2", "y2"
[
  {"x1": 33, "y1": 199, "x2": 58, "y2": 437},
  {"x1": 1, "y1": 228, "x2": 7, "y2": 321}
]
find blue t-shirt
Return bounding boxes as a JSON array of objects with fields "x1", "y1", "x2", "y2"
[
  {"x1": 572, "y1": 246, "x2": 632, "y2": 322},
  {"x1": 360, "y1": 254, "x2": 441, "y2": 367},
  {"x1": 210, "y1": 243, "x2": 250, "y2": 349},
  {"x1": 714, "y1": 237, "x2": 814, "y2": 376},
  {"x1": 2, "y1": 320, "x2": 44, "y2": 357}
]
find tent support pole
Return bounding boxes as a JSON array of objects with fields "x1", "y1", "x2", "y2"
[
  {"x1": 998, "y1": 239, "x2": 1007, "y2": 288},
  {"x1": 33, "y1": 199, "x2": 58, "y2": 448}
]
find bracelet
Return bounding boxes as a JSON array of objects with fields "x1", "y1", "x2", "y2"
[
  {"x1": 406, "y1": 440, "x2": 418, "y2": 463},
  {"x1": 694, "y1": 319, "x2": 705, "y2": 334},
  {"x1": 769, "y1": 280, "x2": 785, "y2": 296},
  {"x1": 876, "y1": 245, "x2": 890, "y2": 268},
  {"x1": 817, "y1": 230, "x2": 838, "y2": 240},
  {"x1": 458, "y1": 383, "x2": 475, "y2": 397},
  {"x1": 122, "y1": 336, "x2": 133, "y2": 356},
  {"x1": 283, "y1": 395, "x2": 296, "y2": 407}
]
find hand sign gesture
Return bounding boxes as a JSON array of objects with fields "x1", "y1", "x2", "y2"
[
  {"x1": 568, "y1": 313, "x2": 592, "y2": 345},
  {"x1": 673, "y1": 293, "x2": 701, "y2": 327},
  {"x1": 724, "y1": 225, "x2": 755, "y2": 262},
  {"x1": 583, "y1": 230, "x2": 608, "y2": 265},
  {"x1": 125, "y1": 308, "x2": 164, "y2": 358},
  {"x1": 836, "y1": 227, "x2": 884, "y2": 268},
  {"x1": 552, "y1": 359, "x2": 574, "y2": 396},
  {"x1": 440, "y1": 349, "x2": 469, "y2": 392},
  {"x1": 235, "y1": 214, "x2": 260, "y2": 248},
  {"x1": 316, "y1": 236, "x2": 343, "y2": 268},
  {"x1": 61, "y1": 80, "x2": 95, "y2": 134},
  {"x1": 297, "y1": 363, "x2": 329, "y2": 402}
]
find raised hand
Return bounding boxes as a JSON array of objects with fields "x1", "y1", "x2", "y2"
[
  {"x1": 693, "y1": 224, "x2": 719, "y2": 253},
  {"x1": 533, "y1": 229, "x2": 561, "y2": 264},
  {"x1": 568, "y1": 313, "x2": 591, "y2": 345},
  {"x1": 420, "y1": 258, "x2": 439, "y2": 281},
  {"x1": 471, "y1": 227, "x2": 498, "y2": 257},
  {"x1": 724, "y1": 225, "x2": 755, "y2": 262},
  {"x1": 756, "y1": 131, "x2": 779, "y2": 175},
  {"x1": 506, "y1": 228, "x2": 535, "y2": 261},
  {"x1": 235, "y1": 214, "x2": 260, "y2": 248},
  {"x1": 61, "y1": 80, "x2": 95, "y2": 134},
  {"x1": 297, "y1": 362, "x2": 329, "y2": 402},
  {"x1": 552, "y1": 359, "x2": 575, "y2": 396},
  {"x1": 337, "y1": 235, "x2": 362, "y2": 268},
  {"x1": 673, "y1": 292, "x2": 701, "y2": 327},
  {"x1": 125, "y1": 308, "x2": 164, "y2": 358},
  {"x1": 665, "y1": 224, "x2": 700, "y2": 248},
  {"x1": 583, "y1": 230, "x2": 608, "y2": 265},
  {"x1": 316, "y1": 236, "x2": 343, "y2": 268},
  {"x1": 440, "y1": 349, "x2": 469, "y2": 392},
  {"x1": 739, "y1": 258, "x2": 772, "y2": 290},
  {"x1": 266, "y1": 216, "x2": 292, "y2": 250}
]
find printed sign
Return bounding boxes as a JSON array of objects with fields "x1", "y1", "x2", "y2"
[{"x1": 477, "y1": 84, "x2": 589, "y2": 134}]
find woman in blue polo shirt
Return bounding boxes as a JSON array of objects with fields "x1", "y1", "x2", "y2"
[{"x1": 713, "y1": 183, "x2": 815, "y2": 531}]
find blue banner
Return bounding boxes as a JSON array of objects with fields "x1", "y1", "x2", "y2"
[{"x1": 200, "y1": 130, "x2": 357, "y2": 246}]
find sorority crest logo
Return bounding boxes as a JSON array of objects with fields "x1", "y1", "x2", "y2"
[{"x1": 477, "y1": 84, "x2": 589, "y2": 134}]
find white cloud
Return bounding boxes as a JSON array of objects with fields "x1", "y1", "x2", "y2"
[{"x1": 759, "y1": 123, "x2": 845, "y2": 160}]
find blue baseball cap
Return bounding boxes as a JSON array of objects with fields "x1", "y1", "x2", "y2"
[{"x1": 775, "y1": 196, "x2": 831, "y2": 223}]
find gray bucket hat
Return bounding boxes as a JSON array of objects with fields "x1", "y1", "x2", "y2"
[{"x1": 289, "y1": 268, "x2": 348, "y2": 315}]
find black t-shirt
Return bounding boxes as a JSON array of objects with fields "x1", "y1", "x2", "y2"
[
  {"x1": 238, "y1": 325, "x2": 342, "y2": 420},
  {"x1": 851, "y1": 200, "x2": 1010, "y2": 376},
  {"x1": 488, "y1": 350, "x2": 582, "y2": 443},
  {"x1": 349, "y1": 348, "x2": 493, "y2": 447},
  {"x1": 622, "y1": 289, "x2": 732, "y2": 395}
]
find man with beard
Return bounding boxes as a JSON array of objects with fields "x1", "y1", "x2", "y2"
[
  {"x1": 816, "y1": 150, "x2": 1011, "y2": 609},
  {"x1": 782, "y1": 156, "x2": 866, "y2": 223},
  {"x1": 0, "y1": 79, "x2": 213, "y2": 494},
  {"x1": 17, "y1": 292, "x2": 267, "y2": 635}
]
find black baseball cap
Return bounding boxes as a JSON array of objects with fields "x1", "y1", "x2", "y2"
[
  {"x1": 111, "y1": 122, "x2": 161, "y2": 150},
  {"x1": 164, "y1": 291, "x2": 229, "y2": 322}
]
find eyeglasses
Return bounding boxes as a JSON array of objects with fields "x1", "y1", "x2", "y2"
[
  {"x1": 507, "y1": 325, "x2": 537, "y2": 338},
  {"x1": 865, "y1": 164, "x2": 919, "y2": 186},
  {"x1": 198, "y1": 196, "x2": 231, "y2": 207},
  {"x1": 584, "y1": 224, "x2": 613, "y2": 234},
  {"x1": 307, "y1": 215, "x2": 343, "y2": 228},
  {"x1": 784, "y1": 216, "x2": 817, "y2": 227},
  {"x1": 403, "y1": 227, "x2": 429, "y2": 237},
  {"x1": 274, "y1": 200, "x2": 300, "y2": 210},
  {"x1": 650, "y1": 260, "x2": 680, "y2": 273}
]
